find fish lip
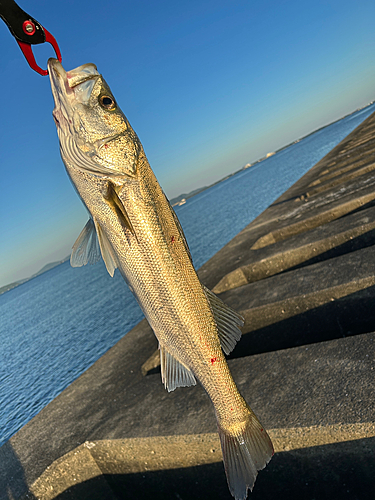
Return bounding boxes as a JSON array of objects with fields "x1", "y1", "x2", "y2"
[
  {"x1": 47, "y1": 57, "x2": 65, "y2": 77},
  {"x1": 48, "y1": 58, "x2": 72, "y2": 132},
  {"x1": 48, "y1": 58, "x2": 70, "y2": 95},
  {"x1": 48, "y1": 58, "x2": 74, "y2": 116}
]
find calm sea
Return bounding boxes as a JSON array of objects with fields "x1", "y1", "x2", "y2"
[{"x1": 1, "y1": 104, "x2": 374, "y2": 447}]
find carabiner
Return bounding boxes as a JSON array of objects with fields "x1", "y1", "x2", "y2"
[
  {"x1": 17, "y1": 28, "x2": 62, "y2": 76},
  {"x1": 0, "y1": 0, "x2": 62, "y2": 76}
]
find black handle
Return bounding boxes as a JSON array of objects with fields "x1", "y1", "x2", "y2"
[{"x1": 0, "y1": 0, "x2": 46, "y2": 44}]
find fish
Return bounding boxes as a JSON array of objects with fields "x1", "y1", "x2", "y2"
[{"x1": 48, "y1": 58, "x2": 274, "y2": 499}]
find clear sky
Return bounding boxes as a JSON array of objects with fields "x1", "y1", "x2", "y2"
[{"x1": 1, "y1": 0, "x2": 375, "y2": 287}]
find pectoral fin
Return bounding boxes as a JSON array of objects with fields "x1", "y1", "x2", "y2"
[
  {"x1": 203, "y1": 285, "x2": 244, "y2": 355},
  {"x1": 70, "y1": 218, "x2": 101, "y2": 267},
  {"x1": 104, "y1": 182, "x2": 136, "y2": 237},
  {"x1": 160, "y1": 345, "x2": 196, "y2": 392},
  {"x1": 71, "y1": 218, "x2": 118, "y2": 277}
]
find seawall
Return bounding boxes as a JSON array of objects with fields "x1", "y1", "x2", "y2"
[{"x1": 1, "y1": 110, "x2": 375, "y2": 499}]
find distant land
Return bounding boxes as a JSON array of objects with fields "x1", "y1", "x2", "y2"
[
  {"x1": 171, "y1": 101, "x2": 374, "y2": 206},
  {"x1": 2, "y1": 102, "x2": 373, "y2": 296},
  {"x1": 0, "y1": 257, "x2": 69, "y2": 296}
]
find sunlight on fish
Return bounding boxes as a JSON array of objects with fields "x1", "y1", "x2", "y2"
[{"x1": 48, "y1": 58, "x2": 273, "y2": 499}]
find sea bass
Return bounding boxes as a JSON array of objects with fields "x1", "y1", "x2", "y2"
[{"x1": 48, "y1": 58, "x2": 273, "y2": 499}]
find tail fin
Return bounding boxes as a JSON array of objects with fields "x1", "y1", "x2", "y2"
[{"x1": 218, "y1": 408, "x2": 274, "y2": 500}]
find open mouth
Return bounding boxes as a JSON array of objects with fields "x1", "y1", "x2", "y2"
[
  {"x1": 48, "y1": 59, "x2": 102, "y2": 133},
  {"x1": 67, "y1": 64, "x2": 100, "y2": 103},
  {"x1": 66, "y1": 63, "x2": 99, "y2": 87},
  {"x1": 48, "y1": 59, "x2": 100, "y2": 105}
]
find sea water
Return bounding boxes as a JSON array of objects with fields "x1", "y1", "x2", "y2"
[{"x1": 1, "y1": 103, "x2": 374, "y2": 447}]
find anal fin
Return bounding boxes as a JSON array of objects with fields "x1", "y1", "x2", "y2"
[{"x1": 160, "y1": 345, "x2": 196, "y2": 392}]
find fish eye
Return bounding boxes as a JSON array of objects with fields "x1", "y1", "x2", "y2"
[{"x1": 99, "y1": 95, "x2": 116, "y2": 110}]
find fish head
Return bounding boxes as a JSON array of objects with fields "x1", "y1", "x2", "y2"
[{"x1": 48, "y1": 58, "x2": 140, "y2": 178}]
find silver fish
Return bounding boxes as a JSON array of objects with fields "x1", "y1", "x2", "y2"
[{"x1": 48, "y1": 59, "x2": 273, "y2": 499}]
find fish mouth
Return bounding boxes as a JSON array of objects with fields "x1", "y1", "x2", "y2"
[
  {"x1": 48, "y1": 58, "x2": 100, "y2": 132},
  {"x1": 48, "y1": 58, "x2": 99, "y2": 93}
]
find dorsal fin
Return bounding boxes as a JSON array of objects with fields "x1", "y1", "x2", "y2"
[
  {"x1": 203, "y1": 285, "x2": 244, "y2": 355},
  {"x1": 160, "y1": 345, "x2": 196, "y2": 392},
  {"x1": 70, "y1": 218, "x2": 101, "y2": 267}
]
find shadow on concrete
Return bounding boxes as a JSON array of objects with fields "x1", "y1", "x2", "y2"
[
  {"x1": 338, "y1": 196, "x2": 375, "y2": 218},
  {"x1": 51, "y1": 437, "x2": 375, "y2": 500},
  {"x1": 0, "y1": 441, "x2": 36, "y2": 500},
  {"x1": 283, "y1": 228, "x2": 375, "y2": 275},
  {"x1": 229, "y1": 285, "x2": 375, "y2": 359}
]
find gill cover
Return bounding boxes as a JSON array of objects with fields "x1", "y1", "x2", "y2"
[{"x1": 48, "y1": 59, "x2": 141, "y2": 178}]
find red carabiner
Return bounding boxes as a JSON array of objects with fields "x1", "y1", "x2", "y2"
[{"x1": 17, "y1": 27, "x2": 62, "y2": 76}]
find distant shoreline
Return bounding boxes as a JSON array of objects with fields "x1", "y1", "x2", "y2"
[
  {"x1": 169, "y1": 101, "x2": 374, "y2": 207},
  {"x1": 0, "y1": 257, "x2": 69, "y2": 296}
]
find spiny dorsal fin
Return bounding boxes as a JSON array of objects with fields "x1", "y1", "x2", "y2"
[
  {"x1": 70, "y1": 218, "x2": 101, "y2": 267},
  {"x1": 95, "y1": 220, "x2": 118, "y2": 277},
  {"x1": 104, "y1": 181, "x2": 136, "y2": 237},
  {"x1": 203, "y1": 285, "x2": 244, "y2": 355},
  {"x1": 160, "y1": 345, "x2": 196, "y2": 392}
]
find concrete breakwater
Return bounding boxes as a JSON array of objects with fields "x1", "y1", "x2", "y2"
[{"x1": 1, "y1": 110, "x2": 375, "y2": 500}]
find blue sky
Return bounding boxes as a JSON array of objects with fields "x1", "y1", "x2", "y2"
[{"x1": 1, "y1": 0, "x2": 375, "y2": 287}]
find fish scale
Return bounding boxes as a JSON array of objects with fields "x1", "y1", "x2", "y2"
[{"x1": 48, "y1": 58, "x2": 274, "y2": 500}]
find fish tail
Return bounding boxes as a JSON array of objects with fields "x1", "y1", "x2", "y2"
[{"x1": 217, "y1": 406, "x2": 274, "y2": 500}]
